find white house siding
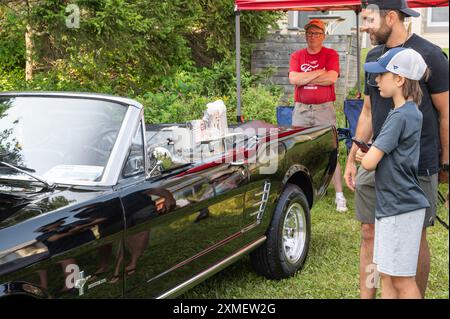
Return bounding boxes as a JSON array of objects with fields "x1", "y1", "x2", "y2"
[
  {"x1": 410, "y1": 8, "x2": 449, "y2": 49},
  {"x1": 281, "y1": 9, "x2": 448, "y2": 49}
]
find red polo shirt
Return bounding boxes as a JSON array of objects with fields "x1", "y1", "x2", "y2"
[{"x1": 289, "y1": 47, "x2": 340, "y2": 104}]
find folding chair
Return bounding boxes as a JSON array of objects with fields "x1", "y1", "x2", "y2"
[
  {"x1": 276, "y1": 103, "x2": 363, "y2": 151},
  {"x1": 437, "y1": 191, "x2": 449, "y2": 230},
  {"x1": 276, "y1": 106, "x2": 294, "y2": 127},
  {"x1": 337, "y1": 98, "x2": 363, "y2": 154}
]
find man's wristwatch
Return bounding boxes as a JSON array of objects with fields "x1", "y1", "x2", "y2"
[{"x1": 440, "y1": 163, "x2": 449, "y2": 172}]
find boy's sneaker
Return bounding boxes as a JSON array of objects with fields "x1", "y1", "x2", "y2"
[{"x1": 335, "y1": 196, "x2": 348, "y2": 213}]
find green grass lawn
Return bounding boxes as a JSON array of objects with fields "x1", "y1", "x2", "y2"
[
  {"x1": 180, "y1": 169, "x2": 449, "y2": 299},
  {"x1": 180, "y1": 97, "x2": 449, "y2": 300}
]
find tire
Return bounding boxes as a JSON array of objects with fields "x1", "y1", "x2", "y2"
[{"x1": 250, "y1": 183, "x2": 311, "y2": 280}]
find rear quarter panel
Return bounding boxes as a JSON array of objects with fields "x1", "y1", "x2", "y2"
[{"x1": 242, "y1": 125, "x2": 337, "y2": 245}]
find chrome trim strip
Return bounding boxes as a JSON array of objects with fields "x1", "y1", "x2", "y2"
[
  {"x1": 252, "y1": 200, "x2": 264, "y2": 207},
  {"x1": 156, "y1": 237, "x2": 267, "y2": 299},
  {"x1": 0, "y1": 91, "x2": 143, "y2": 109},
  {"x1": 241, "y1": 222, "x2": 261, "y2": 233},
  {"x1": 101, "y1": 106, "x2": 142, "y2": 186},
  {"x1": 257, "y1": 181, "x2": 271, "y2": 221},
  {"x1": 148, "y1": 232, "x2": 242, "y2": 285},
  {"x1": 141, "y1": 115, "x2": 150, "y2": 175},
  {"x1": 248, "y1": 181, "x2": 271, "y2": 221},
  {"x1": 0, "y1": 240, "x2": 36, "y2": 258}
]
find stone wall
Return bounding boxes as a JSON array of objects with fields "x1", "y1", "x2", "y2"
[{"x1": 251, "y1": 33, "x2": 359, "y2": 106}]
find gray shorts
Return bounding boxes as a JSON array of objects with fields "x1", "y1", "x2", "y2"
[
  {"x1": 374, "y1": 209, "x2": 426, "y2": 277},
  {"x1": 292, "y1": 102, "x2": 336, "y2": 127},
  {"x1": 355, "y1": 167, "x2": 438, "y2": 227}
]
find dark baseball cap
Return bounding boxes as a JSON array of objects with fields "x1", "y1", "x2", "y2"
[{"x1": 366, "y1": 0, "x2": 420, "y2": 17}]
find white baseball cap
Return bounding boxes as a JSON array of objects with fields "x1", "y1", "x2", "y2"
[{"x1": 364, "y1": 47, "x2": 427, "y2": 81}]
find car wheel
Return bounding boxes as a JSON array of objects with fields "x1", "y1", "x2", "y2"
[{"x1": 250, "y1": 183, "x2": 311, "y2": 280}]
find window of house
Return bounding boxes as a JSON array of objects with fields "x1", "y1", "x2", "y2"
[
  {"x1": 288, "y1": 11, "x2": 328, "y2": 29},
  {"x1": 427, "y1": 7, "x2": 449, "y2": 27}
]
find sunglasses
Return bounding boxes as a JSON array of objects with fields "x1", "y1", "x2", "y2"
[
  {"x1": 305, "y1": 32, "x2": 324, "y2": 38},
  {"x1": 366, "y1": 76, "x2": 379, "y2": 88}
]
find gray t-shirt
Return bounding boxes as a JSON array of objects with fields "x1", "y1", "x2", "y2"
[{"x1": 372, "y1": 101, "x2": 430, "y2": 219}]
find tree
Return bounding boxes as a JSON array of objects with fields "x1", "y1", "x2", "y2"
[
  {"x1": 0, "y1": 0, "x2": 280, "y2": 94},
  {"x1": 187, "y1": 0, "x2": 280, "y2": 67}
]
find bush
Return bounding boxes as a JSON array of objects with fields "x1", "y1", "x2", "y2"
[
  {"x1": 137, "y1": 60, "x2": 282, "y2": 125},
  {"x1": 0, "y1": 1, "x2": 280, "y2": 94},
  {"x1": 0, "y1": 1, "x2": 283, "y2": 125},
  {"x1": 1, "y1": 57, "x2": 282, "y2": 126},
  {"x1": 138, "y1": 85, "x2": 281, "y2": 126}
]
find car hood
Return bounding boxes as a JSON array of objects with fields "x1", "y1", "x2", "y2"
[
  {"x1": 0, "y1": 182, "x2": 118, "y2": 278},
  {"x1": 0, "y1": 183, "x2": 106, "y2": 230}
]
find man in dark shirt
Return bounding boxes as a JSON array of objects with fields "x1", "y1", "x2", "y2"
[{"x1": 343, "y1": 0, "x2": 449, "y2": 299}]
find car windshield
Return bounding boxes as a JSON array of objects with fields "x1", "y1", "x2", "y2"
[{"x1": 0, "y1": 96, "x2": 128, "y2": 184}]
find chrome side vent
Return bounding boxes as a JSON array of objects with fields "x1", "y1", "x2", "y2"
[{"x1": 249, "y1": 181, "x2": 271, "y2": 223}]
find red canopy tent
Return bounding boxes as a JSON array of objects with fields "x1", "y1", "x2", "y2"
[
  {"x1": 234, "y1": 0, "x2": 448, "y2": 11},
  {"x1": 407, "y1": 1, "x2": 449, "y2": 7},
  {"x1": 233, "y1": 0, "x2": 449, "y2": 121},
  {"x1": 235, "y1": 0, "x2": 361, "y2": 11}
]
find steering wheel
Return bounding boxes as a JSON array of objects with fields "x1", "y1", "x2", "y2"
[{"x1": 79, "y1": 129, "x2": 119, "y2": 165}]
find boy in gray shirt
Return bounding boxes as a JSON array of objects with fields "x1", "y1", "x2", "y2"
[{"x1": 361, "y1": 47, "x2": 430, "y2": 299}]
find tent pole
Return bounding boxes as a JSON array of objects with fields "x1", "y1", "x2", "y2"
[
  {"x1": 235, "y1": 8, "x2": 243, "y2": 123},
  {"x1": 356, "y1": 9, "x2": 361, "y2": 98}
]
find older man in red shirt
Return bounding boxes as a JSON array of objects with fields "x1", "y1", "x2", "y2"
[{"x1": 289, "y1": 19, "x2": 347, "y2": 212}]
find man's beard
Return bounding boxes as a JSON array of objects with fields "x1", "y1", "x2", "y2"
[{"x1": 369, "y1": 24, "x2": 393, "y2": 45}]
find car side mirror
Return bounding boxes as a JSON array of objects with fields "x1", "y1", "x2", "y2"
[
  {"x1": 153, "y1": 147, "x2": 173, "y2": 170},
  {"x1": 147, "y1": 147, "x2": 174, "y2": 178}
]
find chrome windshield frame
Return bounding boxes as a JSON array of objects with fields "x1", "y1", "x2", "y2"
[{"x1": 0, "y1": 92, "x2": 144, "y2": 187}]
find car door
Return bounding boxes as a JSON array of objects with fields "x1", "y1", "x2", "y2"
[
  {"x1": 118, "y1": 125, "x2": 248, "y2": 298},
  {"x1": 241, "y1": 134, "x2": 287, "y2": 245}
]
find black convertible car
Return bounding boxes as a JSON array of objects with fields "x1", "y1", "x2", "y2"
[{"x1": 0, "y1": 92, "x2": 337, "y2": 299}]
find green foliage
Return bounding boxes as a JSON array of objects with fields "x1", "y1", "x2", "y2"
[
  {"x1": 0, "y1": 0, "x2": 280, "y2": 95},
  {"x1": 18, "y1": 0, "x2": 200, "y2": 94},
  {"x1": 0, "y1": 0, "x2": 283, "y2": 126},
  {"x1": 240, "y1": 85, "x2": 281, "y2": 124},
  {"x1": 188, "y1": 0, "x2": 281, "y2": 66},
  {"x1": 138, "y1": 59, "x2": 283, "y2": 125},
  {"x1": 0, "y1": 7, "x2": 26, "y2": 71}
]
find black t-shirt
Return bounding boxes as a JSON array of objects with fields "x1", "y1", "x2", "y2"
[{"x1": 364, "y1": 34, "x2": 449, "y2": 176}]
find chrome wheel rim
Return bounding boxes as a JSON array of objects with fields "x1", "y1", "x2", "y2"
[{"x1": 282, "y1": 202, "x2": 306, "y2": 264}]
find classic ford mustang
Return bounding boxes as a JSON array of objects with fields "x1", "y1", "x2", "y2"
[{"x1": 0, "y1": 92, "x2": 337, "y2": 299}]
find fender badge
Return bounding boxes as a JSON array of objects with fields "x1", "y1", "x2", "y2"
[{"x1": 74, "y1": 271, "x2": 91, "y2": 296}]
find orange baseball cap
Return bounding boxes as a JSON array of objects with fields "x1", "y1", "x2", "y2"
[{"x1": 304, "y1": 19, "x2": 326, "y2": 32}]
